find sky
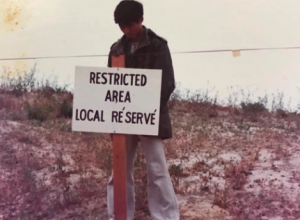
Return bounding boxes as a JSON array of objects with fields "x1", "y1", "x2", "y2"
[{"x1": 0, "y1": 0, "x2": 300, "y2": 111}]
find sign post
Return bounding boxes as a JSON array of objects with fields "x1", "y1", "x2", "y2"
[
  {"x1": 72, "y1": 57, "x2": 162, "y2": 220},
  {"x1": 111, "y1": 55, "x2": 127, "y2": 220}
]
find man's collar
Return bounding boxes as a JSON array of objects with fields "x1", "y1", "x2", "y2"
[{"x1": 135, "y1": 26, "x2": 150, "y2": 50}]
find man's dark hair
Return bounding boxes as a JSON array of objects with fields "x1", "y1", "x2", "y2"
[{"x1": 114, "y1": 0, "x2": 143, "y2": 25}]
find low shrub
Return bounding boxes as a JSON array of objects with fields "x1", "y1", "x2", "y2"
[
  {"x1": 241, "y1": 102, "x2": 267, "y2": 114},
  {"x1": 60, "y1": 99, "x2": 73, "y2": 118},
  {"x1": 169, "y1": 164, "x2": 183, "y2": 177},
  {"x1": 25, "y1": 100, "x2": 54, "y2": 121}
]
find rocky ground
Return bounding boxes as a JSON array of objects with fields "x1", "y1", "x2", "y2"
[{"x1": 1, "y1": 93, "x2": 300, "y2": 220}]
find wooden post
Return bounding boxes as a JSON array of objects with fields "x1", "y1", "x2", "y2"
[{"x1": 111, "y1": 55, "x2": 127, "y2": 220}]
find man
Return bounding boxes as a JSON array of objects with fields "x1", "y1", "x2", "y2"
[{"x1": 107, "y1": 1, "x2": 179, "y2": 219}]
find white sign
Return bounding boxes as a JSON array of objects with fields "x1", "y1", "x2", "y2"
[{"x1": 72, "y1": 66, "x2": 162, "y2": 136}]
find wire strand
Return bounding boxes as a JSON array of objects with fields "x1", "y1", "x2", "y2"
[{"x1": 1, "y1": 46, "x2": 300, "y2": 61}]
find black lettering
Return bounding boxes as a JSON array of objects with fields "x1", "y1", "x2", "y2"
[
  {"x1": 105, "y1": 90, "x2": 112, "y2": 102},
  {"x1": 112, "y1": 111, "x2": 118, "y2": 122},
  {"x1": 137, "y1": 112, "x2": 143, "y2": 124},
  {"x1": 94, "y1": 110, "x2": 100, "y2": 121},
  {"x1": 90, "y1": 72, "x2": 96, "y2": 83},
  {"x1": 144, "y1": 113, "x2": 151, "y2": 124},
  {"x1": 96, "y1": 72, "x2": 101, "y2": 84},
  {"x1": 125, "y1": 112, "x2": 131, "y2": 123},
  {"x1": 80, "y1": 109, "x2": 86, "y2": 120},
  {"x1": 150, "y1": 113, "x2": 155, "y2": 125},
  {"x1": 132, "y1": 112, "x2": 137, "y2": 124},
  {"x1": 119, "y1": 91, "x2": 124, "y2": 103},
  {"x1": 100, "y1": 110, "x2": 105, "y2": 122},
  {"x1": 105, "y1": 90, "x2": 131, "y2": 103},
  {"x1": 75, "y1": 109, "x2": 80, "y2": 120},
  {"x1": 112, "y1": 90, "x2": 118, "y2": 102},
  {"x1": 87, "y1": 109, "x2": 93, "y2": 121},
  {"x1": 114, "y1": 73, "x2": 120, "y2": 85},
  {"x1": 102, "y1": 73, "x2": 108, "y2": 84},
  {"x1": 124, "y1": 91, "x2": 131, "y2": 103},
  {"x1": 75, "y1": 109, "x2": 104, "y2": 122},
  {"x1": 124, "y1": 74, "x2": 129, "y2": 86},
  {"x1": 119, "y1": 111, "x2": 123, "y2": 123},
  {"x1": 130, "y1": 74, "x2": 135, "y2": 85},
  {"x1": 135, "y1": 74, "x2": 140, "y2": 86},
  {"x1": 120, "y1": 74, "x2": 123, "y2": 85},
  {"x1": 108, "y1": 72, "x2": 114, "y2": 84},
  {"x1": 141, "y1": 75, "x2": 147, "y2": 86}
]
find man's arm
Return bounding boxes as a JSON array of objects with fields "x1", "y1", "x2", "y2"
[{"x1": 153, "y1": 43, "x2": 176, "y2": 106}]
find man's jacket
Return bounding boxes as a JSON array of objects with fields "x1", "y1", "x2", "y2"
[{"x1": 108, "y1": 26, "x2": 175, "y2": 139}]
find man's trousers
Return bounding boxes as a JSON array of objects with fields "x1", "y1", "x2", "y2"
[{"x1": 107, "y1": 135, "x2": 179, "y2": 220}]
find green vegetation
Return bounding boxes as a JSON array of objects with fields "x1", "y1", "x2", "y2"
[{"x1": 0, "y1": 65, "x2": 73, "y2": 122}]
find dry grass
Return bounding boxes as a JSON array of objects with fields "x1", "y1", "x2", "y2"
[{"x1": 1, "y1": 70, "x2": 300, "y2": 219}]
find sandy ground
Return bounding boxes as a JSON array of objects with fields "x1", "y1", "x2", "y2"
[{"x1": 1, "y1": 105, "x2": 300, "y2": 219}]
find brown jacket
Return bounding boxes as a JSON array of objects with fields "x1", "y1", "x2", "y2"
[{"x1": 108, "y1": 26, "x2": 175, "y2": 139}]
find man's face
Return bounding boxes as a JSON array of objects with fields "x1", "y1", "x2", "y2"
[{"x1": 119, "y1": 17, "x2": 143, "y2": 41}]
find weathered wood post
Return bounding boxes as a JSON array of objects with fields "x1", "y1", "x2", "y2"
[{"x1": 111, "y1": 55, "x2": 127, "y2": 220}]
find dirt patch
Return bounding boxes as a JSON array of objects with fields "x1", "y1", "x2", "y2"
[{"x1": 0, "y1": 97, "x2": 300, "y2": 219}]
